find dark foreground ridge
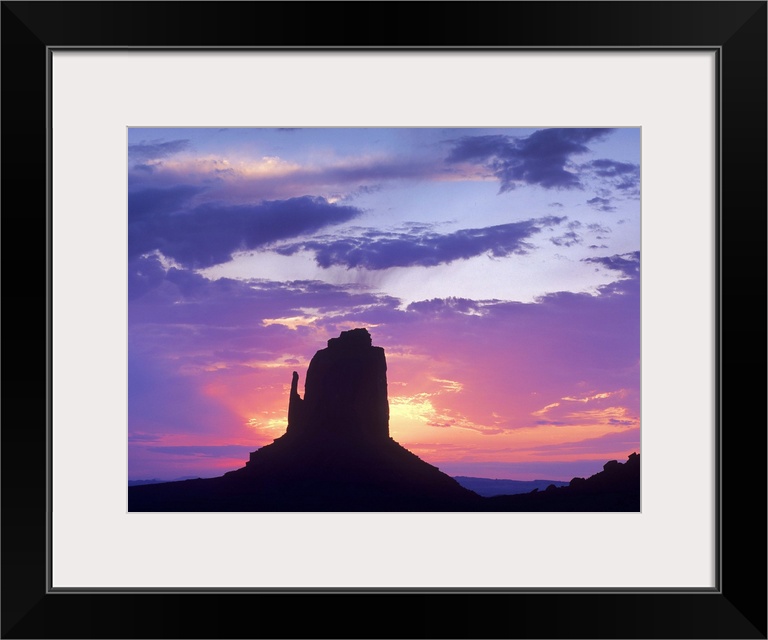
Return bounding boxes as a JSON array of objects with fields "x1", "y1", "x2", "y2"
[
  {"x1": 484, "y1": 452, "x2": 640, "y2": 511},
  {"x1": 129, "y1": 329, "x2": 639, "y2": 512}
]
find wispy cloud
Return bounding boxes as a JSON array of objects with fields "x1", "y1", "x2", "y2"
[
  {"x1": 275, "y1": 217, "x2": 565, "y2": 270},
  {"x1": 587, "y1": 196, "x2": 616, "y2": 212},
  {"x1": 583, "y1": 251, "x2": 640, "y2": 278},
  {"x1": 588, "y1": 158, "x2": 640, "y2": 195},
  {"x1": 129, "y1": 138, "x2": 191, "y2": 163}
]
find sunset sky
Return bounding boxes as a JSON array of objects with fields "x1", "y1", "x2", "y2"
[{"x1": 128, "y1": 127, "x2": 640, "y2": 482}]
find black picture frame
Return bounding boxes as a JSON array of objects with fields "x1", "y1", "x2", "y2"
[{"x1": 2, "y1": 2, "x2": 765, "y2": 638}]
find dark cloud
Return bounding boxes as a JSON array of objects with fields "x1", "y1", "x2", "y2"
[
  {"x1": 587, "y1": 196, "x2": 616, "y2": 212},
  {"x1": 550, "y1": 231, "x2": 582, "y2": 247},
  {"x1": 583, "y1": 251, "x2": 640, "y2": 278},
  {"x1": 446, "y1": 128, "x2": 613, "y2": 191},
  {"x1": 128, "y1": 254, "x2": 167, "y2": 300},
  {"x1": 447, "y1": 134, "x2": 510, "y2": 162},
  {"x1": 616, "y1": 178, "x2": 640, "y2": 193},
  {"x1": 129, "y1": 194, "x2": 364, "y2": 268},
  {"x1": 276, "y1": 216, "x2": 565, "y2": 270},
  {"x1": 129, "y1": 185, "x2": 206, "y2": 219},
  {"x1": 164, "y1": 266, "x2": 213, "y2": 296},
  {"x1": 551, "y1": 220, "x2": 584, "y2": 247},
  {"x1": 590, "y1": 158, "x2": 637, "y2": 178},
  {"x1": 588, "y1": 158, "x2": 640, "y2": 195},
  {"x1": 128, "y1": 139, "x2": 190, "y2": 163}
]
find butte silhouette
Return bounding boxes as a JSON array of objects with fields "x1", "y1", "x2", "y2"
[
  {"x1": 129, "y1": 328, "x2": 640, "y2": 511},
  {"x1": 129, "y1": 328, "x2": 483, "y2": 511}
]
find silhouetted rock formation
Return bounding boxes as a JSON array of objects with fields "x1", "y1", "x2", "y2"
[
  {"x1": 483, "y1": 452, "x2": 640, "y2": 511},
  {"x1": 284, "y1": 327, "x2": 388, "y2": 441},
  {"x1": 129, "y1": 328, "x2": 481, "y2": 511},
  {"x1": 129, "y1": 328, "x2": 640, "y2": 512}
]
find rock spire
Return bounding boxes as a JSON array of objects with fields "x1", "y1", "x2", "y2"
[{"x1": 286, "y1": 327, "x2": 389, "y2": 441}]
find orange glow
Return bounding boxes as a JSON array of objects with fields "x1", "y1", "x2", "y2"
[{"x1": 262, "y1": 316, "x2": 319, "y2": 330}]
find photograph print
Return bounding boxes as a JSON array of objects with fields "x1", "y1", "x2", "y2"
[{"x1": 127, "y1": 127, "x2": 640, "y2": 512}]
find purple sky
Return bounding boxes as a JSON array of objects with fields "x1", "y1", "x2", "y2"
[{"x1": 128, "y1": 127, "x2": 640, "y2": 481}]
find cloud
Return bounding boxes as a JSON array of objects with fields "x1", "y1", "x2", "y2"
[
  {"x1": 341, "y1": 184, "x2": 383, "y2": 201},
  {"x1": 129, "y1": 139, "x2": 191, "y2": 163},
  {"x1": 406, "y1": 297, "x2": 486, "y2": 316},
  {"x1": 128, "y1": 254, "x2": 168, "y2": 300},
  {"x1": 129, "y1": 184, "x2": 206, "y2": 219},
  {"x1": 446, "y1": 128, "x2": 613, "y2": 191},
  {"x1": 129, "y1": 261, "x2": 404, "y2": 331},
  {"x1": 589, "y1": 158, "x2": 640, "y2": 194},
  {"x1": 275, "y1": 216, "x2": 565, "y2": 270},
  {"x1": 586, "y1": 196, "x2": 616, "y2": 212},
  {"x1": 590, "y1": 158, "x2": 637, "y2": 178},
  {"x1": 550, "y1": 231, "x2": 582, "y2": 247},
  {"x1": 583, "y1": 251, "x2": 640, "y2": 278},
  {"x1": 129, "y1": 194, "x2": 364, "y2": 268},
  {"x1": 128, "y1": 151, "x2": 443, "y2": 203}
]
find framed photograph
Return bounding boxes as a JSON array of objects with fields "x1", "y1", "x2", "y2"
[
  {"x1": 124, "y1": 123, "x2": 642, "y2": 517},
  {"x1": 3, "y1": 2, "x2": 765, "y2": 638}
]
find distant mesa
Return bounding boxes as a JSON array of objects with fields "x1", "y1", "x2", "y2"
[{"x1": 129, "y1": 328, "x2": 640, "y2": 512}]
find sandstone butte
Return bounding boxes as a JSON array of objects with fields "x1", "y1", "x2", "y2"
[{"x1": 129, "y1": 328, "x2": 640, "y2": 512}]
